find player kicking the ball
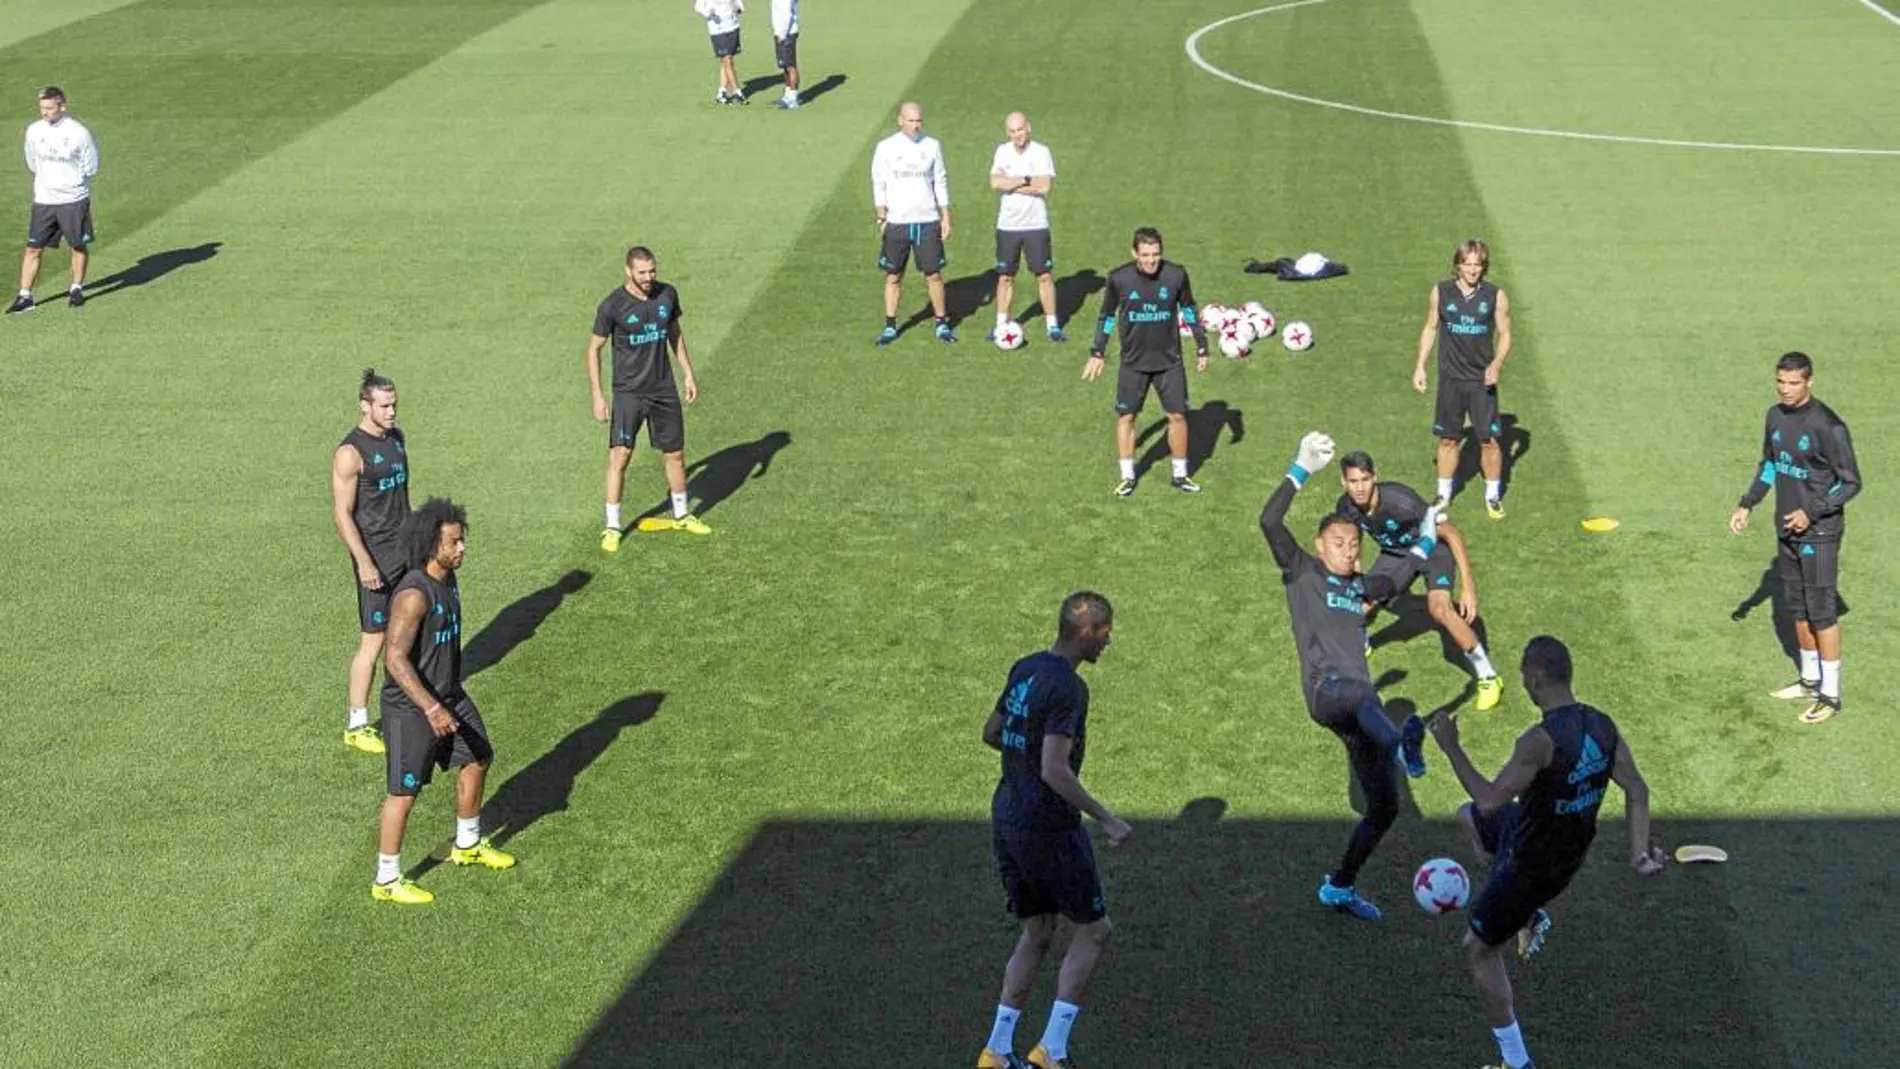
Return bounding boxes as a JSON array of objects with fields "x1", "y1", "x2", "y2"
[
  {"x1": 1261, "y1": 431, "x2": 1435, "y2": 921},
  {"x1": 976, "y1": 591, "x2": 1129, "y2": 1069},
  {"x1": 1086, "y1": 228, "x2": 1208, "y2": 496},
  {"x1": 587, "y1": 246, "x2": 707, "y2": 551},
  {"x1": 1430, "y1": 636, "x2": 1663, "y2": 1069},
  {"x1": 1335, "y1": 451, "x2": 1504, "y2": 710}
]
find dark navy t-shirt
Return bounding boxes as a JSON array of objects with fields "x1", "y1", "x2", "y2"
[{"x1": 990, "y1": 650, "x2": 1089, "y2": 834}]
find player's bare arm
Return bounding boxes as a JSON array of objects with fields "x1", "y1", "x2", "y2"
[
  {"x1": 1484, "y1": 288, "x2": 1513, "y2": 387},
  {"x1": 331, "y1": 445, "x2": 381, "y2": 589},
  {"x1": 1608, "y1": 737, "x2": 1665, "y2": 874},
  {"x1": 1440, "y1": 519, "x2": 1479, "y2": 620},
  {"x1": 1041, "y1": 734, "x2": 1130, "y2": 844},
  {"x1": 383, "y1": 588, "x2": 453, "y2": 736},
  {"x1": 1431, "y1": 716, "x2": 1551, "y2": 814},
  {"x1": 1413, "y1": 285, "x2": 1440, "y2": 393},
  {"x1": 587, "y1": 333, "x2": 610, "y2": 421},
  {"x1": 668, "y1": 321, "x2": 699, "y2": 405},
  {"x1": 940, "y1": 205, "x2": 953, "y2": 242}
]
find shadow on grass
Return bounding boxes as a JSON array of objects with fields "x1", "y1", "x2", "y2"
[{"x1": 560, "y1": 808, "x2": 1894, "y2": 1067}]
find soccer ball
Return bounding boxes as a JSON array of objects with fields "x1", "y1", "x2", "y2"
[
  {"x1": 993, "y1": 320, "x2": 1026, "y2": 350},
  {"x1": 1240, "y1": 300, "x2": 1276, "y2": 339},
  {"x1": 1280, "y1": 319, "x2": 1314, "y2": 352},
  {"x1": 1199, "y1": 303, "x2": 1233, "y2": 332},
  {"x1": 1217, "y1": 320, "x2": 1255, "y2": 359},
  {"x1": 1413, "y1": 857, "x2": 1471, "y2": 914}
]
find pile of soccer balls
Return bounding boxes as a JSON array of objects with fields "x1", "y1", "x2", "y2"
[{"x1": 1182, "y1": 301, "x2": 1314, "y2": 358}]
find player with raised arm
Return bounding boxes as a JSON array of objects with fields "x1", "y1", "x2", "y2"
[
  {"x1": 1729, "y1": 351, "x2": 1860, "y2": 723},
  {"x1": 588, "y1": 246, "x2": 706, "y2": 552},
  {"x1": 1429, "y1": 635, "x2": 1664, "y2": 1069},
  {"x1": 330, "y1": 369, "x2": 410, "y2": 754},
  {"x1": 1261, "y1": 432, "x2": 1435, "y2": 921},
  {"x1": 1085, "y1": 227, "x2": 1208, "y2": 497},
  {"x1": 988, "y1": 112, "x2": 1062, "y2": 343},
  {"x1": 976, "y1": 591, "x2": 1129, "y2": 1069},
  {"x1": 1336, "y1": 451, "x2": 1503, "y2": 710},
  {"x1": 871, "y1": 101, "x2": 954, "y2": 345},
  {"x1": 1414, "y1": 240, "x2": 1513, "y2": 518},
  {"x1": 372, "y1": 498, "x2": 516, "y2": 905}
]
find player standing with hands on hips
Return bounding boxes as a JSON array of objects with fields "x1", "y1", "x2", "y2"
[
  {"x1": 1414, "y1": 239, "x2": 1513, "y2": 519},
  {"x1": 1729, "y1": 351, "x2": 1860, "y2": 723},
  {"x1": 871, "y1": 101, "x2": 954, "y2": 346},
  {"x1": 11, "y1": 87, "x2": 98, "y2": 314},
  {"x1": 1086, "y1": 228, "x2": 1208, "y2": 497},
  {"x1": 1261, "y1": 431, "x2": 1437, "y2": 921}
]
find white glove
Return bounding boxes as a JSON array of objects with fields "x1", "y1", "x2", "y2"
[
  {"x1": 1418, "y1": 505, "x2": 1444, "y2": 546},
  {"x1": 1294, "y1": 431, "x2": 1335, "y2": 475}
]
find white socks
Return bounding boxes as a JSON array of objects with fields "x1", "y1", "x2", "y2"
[
  {"x1": 1040, "y1": 1001, "x2": 1080, "y2": 1060},
  {"x1": 347, "y1": 706, "x2": 369, "y2": 730},
  {"x1": 1466, "y1": 644, "x2": 1496, "y2": 678},
  {"x1": 375, "y1": 853, "x2": 401, "y2": 885},
  {"x1": 1118, "y1": 457, "x2": 1136, "y2": 481},
  {"x1": 1436, "y1": 476, "x2": 1454, "y2": 502},
  {"x1": 1820, "y1": 659, "x2": 1841, "y2": 700},
  {"x1": 671, "y1": 491, "x2": 690, "y2": 519},
  {"x1": 605, "y1": 502, "x2": 622, "y2": 530},
  {"x1": 1491, "y1": 1020, "x2": 1530, "y2": 1068},
  {"x1": 1171, "y1": 457, "x2": 1189, "y2": 479},
  {"x1": 456, "y1": 816, "x2": 481, "y2": 850},
  {"x1": 1799, "y1": 647, "x2": 1820, "y2": 684},
  {"x1": 986, "y1": 1005, "x2": 1020, "y2": 1055},
  {"x1": 997, "y1": 310, "x2": 1010, "y2": 327},
  {"x1": 1484, "y1": 479, "x2": 1502, "y2": 503}
]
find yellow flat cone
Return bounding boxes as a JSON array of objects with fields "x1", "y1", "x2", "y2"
[
  {"x1": 1674, "y1": 844, "x2": 1728, "y2": 864},
  {"x1": 1581, "y1": 517, "x2": 1620, "y2": 533},
  {"x1": 635, "y1": 517, "x2": 679, "y2": 533}
]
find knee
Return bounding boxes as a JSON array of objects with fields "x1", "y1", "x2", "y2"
[
  {"x1": 1367, "y1": 795, "x2": 1400, "y2": 831},
  {"x1": 1806, "y1": 591, "x2": 1839, "y2": 631},
  {"x1": 1427, "y1": 593, "x2": 1456, "y2": 624},
  {"x1": 1079, "y1": 914, "x2": 1114, "y2": 946},
  {"x1": 1166, "y1": 411, "x2": 1187, "y2": 424},
  {"x1": 1025, "y1": 916, "x2": 1057, "y2": 953}
]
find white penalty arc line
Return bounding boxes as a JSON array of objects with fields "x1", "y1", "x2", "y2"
[{"x1": 1184, "y1": 0, "x2": 1900, "y2": 158}]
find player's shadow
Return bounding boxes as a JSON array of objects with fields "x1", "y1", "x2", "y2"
[
  {"x1": 1368, "y1": 590, "x2": 1490, "y2": 678},
  {"x1": 743, "y1": 72, "x2": 846, "y2": 104},
  {"x1": 1018, "y1": 268, "x2": 1107, "y2": 327},
  {"x1": 1449, "y1": 412, "x2": 1530, "y2": 499},
  {"x1": 81, "y1": 241, "x2": 222, "y2": 301},
  {"x1": 1132, "y1": 400, "x2": 1244, "y2": 479},
  {"x1": 463, "y1": 569, "x2": 591, "y2": 678},
  {"x1": 562, "y1": 808, "x2": 1845, "y2": 1067},
  {"x1": 412, "y1": 691, "x2": 665, "y2": 880},
  {"x1": 634, "y1": 430, "x2": 791, "y2": 524},
  {"x1": 1730, "y1": 560, "x2": 1850, "y2": 663},
  {"x1": 900, "y1": 272, "x2": 995, "y2": 335}
]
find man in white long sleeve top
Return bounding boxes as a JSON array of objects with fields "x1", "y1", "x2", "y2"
[
  {"x1": 769, "y1": 0, "x2": 800, "y2": 109},
  {"x1": 871, "y1": 101, "x2": 954, "y2": 345},
  {"x1": 13, "y1": 86, "x2": 98, "y2": 315},
  {"x1": 693, "y1": 0, "x2": 747, "y2": 106}
]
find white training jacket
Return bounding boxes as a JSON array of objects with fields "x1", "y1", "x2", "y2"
[
  {"x1": 24, "y1": 115, "x2": 98, "y2": 206},
  {"x1": 694, "y1": 0, "x2": 743, "y2": 35},
  {"x1": 771, "y1": 0, "x2": 799, "y2": 38},
  {"x1": 870, "y1": 131, "x2": 949, "y2": 225}
]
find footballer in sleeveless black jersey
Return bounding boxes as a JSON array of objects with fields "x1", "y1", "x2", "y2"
[
  {"x1": 381, "y1": 566, "x2": 492, "y2": 796},
  {"x1": 340, "y1": 425, "x2": 411, "y2": 632}
]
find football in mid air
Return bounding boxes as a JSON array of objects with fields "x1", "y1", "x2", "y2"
[
  {"x1": 1413, "y1": 857, "x2": 1471, "y2": 914},
  {"x1": 993, "y1": 320, "x2": 1026, "y2": 351},
  {"x1": 1280, "y1": 319, "x2": 1314, "y2": 352}
]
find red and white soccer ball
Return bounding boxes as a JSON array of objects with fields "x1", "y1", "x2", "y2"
[
  {"x1": 1240, "y1": 300, "x2": 1276, "y2": 340},
  {"x1": 1199, "y1": 303, "x2": 1234, "y2": 333},
  {"x1": 1413, "y1": 857, "x2": 1471, "y2": 914},
  {"x1": 993, "y1": 320, "x2": 1026, "y2": 351},
  {"x1": 1280, "y1": 319, "x2": 1314, "y2": 353},
  {"x1": 1218, "y1": 320, "x2": 1256, "y2": 359}
]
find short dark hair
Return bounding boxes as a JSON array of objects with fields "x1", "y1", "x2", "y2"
[
  {"x1": 626, "y1": 245, "x2": 656, "y2": 266},
  {"x1": 1339, "y1": 451, "x2": 1376, "y2": 476},
  {"x1": 359, "y1": 367, "x2": 395, "y2": 401},
  {"x1": 1316, "y1": 513, "x2": 1358, "y2": 538},
  {"x1": 401, "y1": 497, "x2": 468, "y2": 570},
  {"x1": 1776, "y1": 351, "x2": 1813, "y2": 378},
  {"x1": 1521, "y1": 635, "x2": 1573, "y2": 685},
  {"x1": 1131, "y1": 227, "x2": 1163, "y2": 251},
  {"x1": 1057, "y1": 590, "x2": 1113, "y2": 641},
  {"x1": 38, "y1": 86, "x2": 65, "y2": 104}
]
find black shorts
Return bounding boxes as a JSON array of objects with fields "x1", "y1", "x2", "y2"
[
  {"x1": 351, "y1": 553, "x2": 407, "y2": 633},
  {"x1": 27, "y1": 199, "x2": 94, "y2": 249},
  {"x1": 1114, "y1": 363, "x2": 1188, "y2": 416},
  {"x1": 878, "y1": 221, "x2": 947, "y2": 276},
  {"x1": 774, "y1": 32, "x2": 798, "y2": 69},
  {"x1": 994, "y1": 825, "x2": 1107, "y2": 924},
  {"x1": 1433, "y1": 379, "x2": 1500, "y2": 441},
  {"x1": 610, "y1": 392, "x2": 685, "y2": 454},
  {"x1": 1368, "y1": 543, "x2": 1456, "y2": 599},
  {"x1": 1467, "y1": 804, "x2": 1577, "y2": 946},
  {"x1": 383, "y1": 695, "x2": 493, "y2": 796},
  {"x1": 1777, "y1": 537, "x2": 1842, "y2": 626},
  {"x1": 995, "y1": 228, "x2": 1053, "y2": 278},
  {"x1": 710, "y1": 30, "x2": 741, "y2": 57}
]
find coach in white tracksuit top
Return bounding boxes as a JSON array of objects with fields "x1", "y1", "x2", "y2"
[
  {"x1": 14, "y1": 86, "x2": 99, "y2": 312},
  {"x1": 870, "y1": 100, "x2": 954, "y2": 343}
]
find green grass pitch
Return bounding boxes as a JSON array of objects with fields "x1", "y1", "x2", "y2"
[{"x1": 2, "y1": 0, "x2": 1897, "y2": 1065}]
